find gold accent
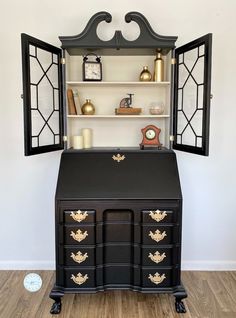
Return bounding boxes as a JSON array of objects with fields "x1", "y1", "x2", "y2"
[
  {"x1": 148, "y1": 272, "x2": 166, "y2": 285},
  {"x1": 171, "y1": 58, "x2": 176, "y2": 65},
  {"x1": 70, "y1": 210, "x2": 88, "y2": 223},
  {"x1": 149, "y1": 251, "x2": 166, "y2": 264},
  {"x1": 61, "y1": 58, "x2": 66, "y2": 65},
  {"x1": 63, "y1": 136, "x2": 68, "y2": 142},
  {"x1": 153, "y1": 51, "x2": 164, "y2": 82},
  {"x1": 139, "y1": 66, "x2": 152, "y2": 81},
  {"x1": 71, "y1": 273, "x2": 89, "y2": 285},
  {"x1": 112, "y1": 153, "x2": 125, "y2": 163},
  {"x1": 70, "y1": 251, "x2": 88, "y2": 264},
  {"x1": 149, "y1": 229, "x2": 167, "y2": 242},
  {"x1": 149, "y1": 210, "x2": 167, "y2": 222},
  {"x1": 70, "y1": 229, "x2": 88, "y2": 242},
  {"x1": 169, "y1": 135, "x2": 174, "y2": 142}
]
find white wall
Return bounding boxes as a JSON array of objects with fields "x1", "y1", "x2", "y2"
[{"x1": 1, "y1": 0, "x2": 236, "y2": 270}]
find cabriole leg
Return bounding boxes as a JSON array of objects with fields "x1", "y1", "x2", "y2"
[{"x1": 49, "y1": 288, "x2": 64, "y2": 314}]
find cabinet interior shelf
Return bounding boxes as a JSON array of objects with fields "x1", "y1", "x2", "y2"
[
  {"x1": 67, "y1": 81, "x2": 170, "y2": 86},
  {"x1": 67, "y1": 114, "x2": 170, "y2": 118}
]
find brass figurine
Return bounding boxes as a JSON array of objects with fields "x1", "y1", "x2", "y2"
[{"x1": 139, "y1": 66, "x2": 152, "y2": 81}]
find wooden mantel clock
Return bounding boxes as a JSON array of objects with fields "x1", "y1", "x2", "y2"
[{"x1": 140, "y1": 125, "x2": 162, "y2": 149}]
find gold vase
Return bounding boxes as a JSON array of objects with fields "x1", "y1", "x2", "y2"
[
  {"x1": 81, "y1": 99, "x2": 95, "y2": 115},
  {"x1": 153, "y1": 51, "x2": 164, "y2": 82},
  {"x1": 139, "y1": 66, "x2": 152, "y2": 82}
]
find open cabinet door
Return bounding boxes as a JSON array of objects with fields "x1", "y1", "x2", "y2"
[
  {"x1": 173, "y1": 34, "x2": 212, "y2": 156},
  {"x1": 21, "y1": 34, "x2": 64, "y2": 156}
]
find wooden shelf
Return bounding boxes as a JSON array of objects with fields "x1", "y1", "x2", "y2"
[
  {"x1": 67, "y1": 115, "x2": 170, "y2": 118},
  {"x1": 66, "y1": 81, "x2": 170, "y2": 86}
]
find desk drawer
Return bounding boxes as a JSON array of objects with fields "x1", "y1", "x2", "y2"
[
  {"x1": 65, "y1": 268, "x2": 95, "y2": 288},
  {"x1": 142, "y1": 225, "x2": 174, "y2": 245},
  {"x1": 142, "y1": 267, "x2": 174, "y2": 288},
  {"x1": 142, "y1": 246, "x2": 177, "y2": 266},
  {"x1": 63, "y1": 246, "x2": 95, "y2": 266},
  {"x1": 63, "y1": 225, "x2": 95, "y2": 245},
  {"x1": 142, "y1": 209, "x2": 174, "y2": 224},
  {"x1": 63, "y1": 210, "x2": 95, "y2": 224}
]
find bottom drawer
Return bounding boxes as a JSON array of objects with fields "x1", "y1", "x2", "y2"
[
  {"x1": 64, "y1": 268, "x2": 95, "y2": 288},
  {"x1": 142, "y1": 267, "x2": 178, "y2": 288}
]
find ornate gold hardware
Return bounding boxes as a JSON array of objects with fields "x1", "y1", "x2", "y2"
[
  {"x1": 70, "y1": 210, "x2": 88, "y2": 223},
  {"x1": 171, "y1": 58, "x2": 176, "y2": 65},
  {"x1": 71, "y1": 273, "x2": 89, "y2": 285},
  {"x1": 61, "y1": 57, "x2": 66, "y2": 64},
  {"x1": 149, "y1": 210, "x2": 167, "y2": 222},
  {"x1": 148, "y1": 272, "x2": 166, "y2": 285},
  {"x1": 70, "y1": 229, "x2": 88, "y2": 242},
  {"x1": 70, "y1": 251, "x2": 88, "y2": 264},
  {"x1": 148, "y1": 251, "x2": 166, "y2": 264},
  {"x1": 149, "y1": 229, "x2": 167, "y2": 242},
  {"x1": 112, "y1": 153, "x2": 125, "y2": 163}
]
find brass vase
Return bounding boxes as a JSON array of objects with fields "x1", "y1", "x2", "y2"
[
  {"x1": 139, "y1": 66, "x2": 152, "y2": 81},
  {"x1": 153, "y1": 51, "x2": 164, "y2": 82},
  {"x1": 81, "y1": 99, "x2": 95, "y2": 115}
]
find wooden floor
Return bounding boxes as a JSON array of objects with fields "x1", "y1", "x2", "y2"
[{"x1": 0, "y1": 271, "x2": 236, "y2": 318}]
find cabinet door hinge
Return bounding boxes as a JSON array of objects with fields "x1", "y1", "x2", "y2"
[
  {"x1": 169, "y1": 135, "x2": 175, "y2": 142},
  {"x1": 63, "y1": 136, "x2": 68, "y2": 142},
  {"x1": 171, "y1": 58, "x2": 176, "y2": 65},
  {"x1": 61, "y1": 58, "x2": 66, "y2": 65}
]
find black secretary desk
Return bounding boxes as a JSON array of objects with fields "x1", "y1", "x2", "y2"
[{"x1": 21, "y1": 12, "x2": 212, "y2": 315}]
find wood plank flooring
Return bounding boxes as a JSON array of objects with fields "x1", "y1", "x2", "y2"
[{"x1": 0, "y1": 271, "x2": 236, "y2": 318}]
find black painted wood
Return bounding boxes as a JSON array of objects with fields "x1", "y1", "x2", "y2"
[{"x1": 59, "y1": 12, "x2": 177, "y2": 56}]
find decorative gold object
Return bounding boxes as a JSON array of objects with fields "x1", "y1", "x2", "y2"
[
  {"x1": 112, "y1": 153, "x2": 125, "y2": 163},
  {"x1": 70, "y1": 229, "x2": 88, "y2": 242},
  {"x1": 139, "y1": 66, "x2": 152, "y2": 81},
  {"x1": 153, "y1": 50, "x2": 164, "y2": 82},
  {"x1": 149, "y1": 210, "x2": 167, "y2": 222},
  {"x1": 148, "y1": 251, "x2": 166, "y2": 264},
  {"x1": 71, "y1": 273, "x2": 89, "y2": 285},
  {"x1": 148, "y1": 272, "x2": 166, "y2": 285},
  {"x1": 149, "y1": 229, "x2": 167, "y2": 242},
  {"x1": 70, "y1": 251, "x2": 88, "y2": 264},
  {"x1": 81, "y1": 99, "x2": 95, "y2": 115},
  {"x1": 70, "y1": 210, "x2": 88, "y2": 223}
]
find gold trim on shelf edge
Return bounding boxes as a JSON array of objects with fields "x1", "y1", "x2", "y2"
[
  {"x1": 149, "y1": 229, "x2": 167, "y2": 242},
  {"x1": 70, "y1": 229, "x2": 88, "y2": 242},
  {"x1": 71, "y1": 273, "x2": 89, "y2": 285},
  {"x1": 148, "y1": 272, "x2": 166, "y2": 285},
  {"x1": 149, "y1": 210, "x2": 167, "y2": 222},
  {"x1": 70, "y1": 251, "x2": 88, "y2": 264},
  {"x1": 112, "y1": 153, "x2": 125, "y2": 163},
  {"x1": 148, "y1": 251, "x2": 166, "y2": 263},
  {"x1": 70, "y1": 210, "x2": 88, "y2": 222}
]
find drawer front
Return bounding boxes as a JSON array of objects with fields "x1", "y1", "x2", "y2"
[
  {"x1": 142, "y1": 247, "x2": 176, "y2": 266},
  {"x1": 142, "y1": 267, "x2": 173, "y2": 288},
  {"x1": 63, "y1": 210, "x2": 95, "y2": 224},
  {"x1": 65, "y1": 268, "x2": 95, "y2": 288},
  {"x1": 63, "y1": 246, "x2": 95, "y2": 266},
  {"x1": 104, "y1": 223, "x2": 133, "y2": 242},
  {"x1": 142, "y1": 225, "x2": 173, "y2": 245},
  {"x1": 142, "y1": 209, "x2": 174, "y2": 224},
  {"x1": 64, "y1": 225, "x2": 95, "y2": 245}
]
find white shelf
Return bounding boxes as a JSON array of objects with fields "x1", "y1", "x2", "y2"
[
  {"x1": 66, "y1": 81, "x2": 170, "y2": 86},
  {"x1": 67, "y1": 115, "x2": 170, "y2": 118}
]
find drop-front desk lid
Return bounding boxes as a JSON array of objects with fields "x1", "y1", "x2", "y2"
[{"x1": 56, "y1": 148, "x2": 182, "y2": 200}]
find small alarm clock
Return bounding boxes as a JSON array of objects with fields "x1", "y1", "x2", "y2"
[
  {"x1": 140, "y1": 124, "x2": 162, "y2": 149},
  {"x1": 82, "y1": 53, "x2": 102, "y2": 81},
  {"x1": 23, "y1": 273, "x2": 42, "y2": 292}
]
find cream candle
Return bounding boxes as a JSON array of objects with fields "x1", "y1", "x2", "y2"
[
  {"x1": 82, "y1": 128, "x2": 93, "y2": 148},
  {"x1": 73, "y1": 135, "x2": 84, "y2": 149}
]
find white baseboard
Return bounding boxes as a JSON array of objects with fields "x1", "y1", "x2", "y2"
[
  {"x1": 0, "y1": 261, "x2": 55, "y2": 270},
  {"x1": 182, "y1": 261, "x2": 236, "y2": 271},
  {"x1": 0, "y1": 260, "x2": 236, "y2": 271}
]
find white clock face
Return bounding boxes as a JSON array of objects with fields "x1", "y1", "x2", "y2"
[
  {"x1": 23, "y1": 273, "x2": 42, "y2": 292},
  {"x1": 84, "y1": 63, "x2": 101, "y2": 80},
  {"x1": 145, "y1": 129, "x2": 156, "y2": 140}
]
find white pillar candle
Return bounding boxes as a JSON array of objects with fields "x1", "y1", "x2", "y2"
[
  {"x1": 82, "y1": 128, "x2": 93, "y2": 149},
  {"x1": 73, "y1": 135, "x2": 84, "y2": 149}
]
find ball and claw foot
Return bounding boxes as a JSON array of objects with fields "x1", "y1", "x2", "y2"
[
  {"x1": 50, "y1": 300, "x2": 61, "y2": 315},
  {"x1": 175, "y1": 300, "x2": 186, "y2": 313}
]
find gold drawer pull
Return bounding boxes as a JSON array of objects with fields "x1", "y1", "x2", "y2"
[
  {"x1": 70, "y1": 229, "x2": 88, "y2": 242},
  {"x1": 148, "y1": 272, "x2": 166, "y2": 285},
  {"x1": 71, "y1": 273, "x2": 89, "y2": 285},
  {"x1": 112, "y1": 153, "x2": 125, "y2": 163},
  {"x1": 70, "y1": 210, "x2": 88, "y2": 222},
  {"x1": 70, "y1": 251, "x2": 88, "y2": 264},
  {"x1": 149, "y1": 251, "x2": 166, "y2": 264},
  {"x1": 149, "y1": 210, "x2": 167, "y2": 222},
  {"x1": 149, "y1": 229, "x2": 167, "y2": 242}
]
